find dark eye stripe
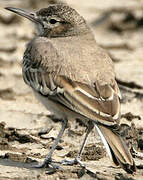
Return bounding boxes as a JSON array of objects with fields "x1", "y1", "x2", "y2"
[{"x1": 43, "y1": 17, "x2": 47, "y2": 21}]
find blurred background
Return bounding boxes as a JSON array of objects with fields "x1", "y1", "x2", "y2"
[{"x1": 0, "y1": 0, "x2": 143, "y2": 179}]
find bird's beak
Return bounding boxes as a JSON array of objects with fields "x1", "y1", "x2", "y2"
[{"x1": 5, "y1": 7, "x2": 42, "y2": 25}]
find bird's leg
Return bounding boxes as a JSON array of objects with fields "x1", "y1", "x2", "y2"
[
  {"x1": 61, "y1": 121, "x2": 94, "y2": 167},
  {"x1": 34, "y1": 118, "x2": 67, "y2": 169}
]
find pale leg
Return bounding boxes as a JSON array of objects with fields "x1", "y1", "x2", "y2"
[
  {"x1": 61, "y1": 121, "x2": 94, "y2": 167},
  {"x1": 34, "y1": 119, "x2": 67, "y2": 169}
]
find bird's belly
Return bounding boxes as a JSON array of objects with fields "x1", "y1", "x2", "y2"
[
  {"x1": 33, "y1": 90, "x2": 66, "y2": 119},
  {"x1": 33, "y1": 90, "x2": 87, "y2": 122}
]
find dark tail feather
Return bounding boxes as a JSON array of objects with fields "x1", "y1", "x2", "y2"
[{"x1": 95, "y1": 124, "x2": 136, "y2": 174}]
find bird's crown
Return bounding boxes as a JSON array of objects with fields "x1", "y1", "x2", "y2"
[{"x1": 5, "y1": 4, "x2": 90, "y2": 37}]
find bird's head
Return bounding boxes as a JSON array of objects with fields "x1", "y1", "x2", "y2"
[{"x1": 5, "y1": 4, "x2": 90, "y2": 37}]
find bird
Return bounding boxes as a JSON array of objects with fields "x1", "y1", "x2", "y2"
[{"x1": 5, "y1": 4, "x2": 136, "y2": 173}]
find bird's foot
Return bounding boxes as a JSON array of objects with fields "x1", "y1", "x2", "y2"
[
  {"x1": 61, "y1": 159, "x2": 75, "y2": 166},
  {"x1": 61, "y1": 157, "x2": 85, "y2": 168},
  {"x1": 32, "y1": 158, "x2": 61, "y2": 169}
]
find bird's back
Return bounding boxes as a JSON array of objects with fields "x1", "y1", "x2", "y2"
[{"x1": 26, "y1": 33, "x2": 115, "y2": 88}]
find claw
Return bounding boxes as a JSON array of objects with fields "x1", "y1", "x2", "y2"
[
  {"x1": 32, "y1": 161, "x2": 50, "y2": 169},
  {"x1": 75, "y1": 157, "x2": 86, "y2": 168},
  {"x1": 32, "y1": 163, "x2": 46, "y2": 168},
  {"x1": 50, "y1": 162, "x2": 62, "y2": 169},
  {"x1": 61, "y1": 159, "x2": 76, "y2": 166},
  {"x1": 31, "y1": 158, "x2": 62, "y2": 169},
  {"x1": 61, "y1": 157, "x2": 85, "y2": 168}
]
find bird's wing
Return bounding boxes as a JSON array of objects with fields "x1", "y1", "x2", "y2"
[
  {"x1": 54, "y1": 75, "x2": 121, "y2": 126},
  {"x1": 23, "y1": 39, "x2": 121, "y2": 126}
]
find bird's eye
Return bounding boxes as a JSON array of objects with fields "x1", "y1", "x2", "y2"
[{"x1": 49, "y1": 18, "x2": 58, "y2": 24}]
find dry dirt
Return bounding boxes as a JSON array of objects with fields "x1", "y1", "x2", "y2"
[{"x1": 0, "y1": 0, "x2": 143, "y2": 179}]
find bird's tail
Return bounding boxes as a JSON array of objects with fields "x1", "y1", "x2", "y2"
[{"x1": 94, "y1": 123, "x2": 136, "y2": 174}]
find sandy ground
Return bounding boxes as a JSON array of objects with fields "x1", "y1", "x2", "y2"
[{"x1": 0, "y1": 0, "x2": 143, "y2": 179}]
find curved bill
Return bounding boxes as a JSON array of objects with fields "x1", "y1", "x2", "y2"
[{"x1": 5, "y1": 7, "x2": 42, "y2": 25}]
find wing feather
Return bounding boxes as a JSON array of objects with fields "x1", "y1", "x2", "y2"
[{"x1": 22, "y1": 39, "x2": 121, "y2": 127}]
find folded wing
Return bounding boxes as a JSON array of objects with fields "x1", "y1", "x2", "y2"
[{"x1": 22, "y1": 39, "x2": 121, "y2": 127}]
